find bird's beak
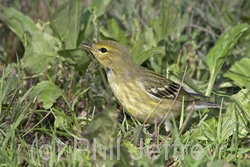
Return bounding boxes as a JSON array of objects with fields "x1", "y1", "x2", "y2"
[{"x1": 81, "y1": 43, "x2": 93, "y2": 50}]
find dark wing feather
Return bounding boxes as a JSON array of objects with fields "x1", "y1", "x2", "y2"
[{"x1": 139, "y1": 68, "x2": 197, "y2": 102}]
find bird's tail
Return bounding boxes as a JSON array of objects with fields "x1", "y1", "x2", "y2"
[{"x1": 187, "y1": 101, "x2": 223, "y2": 111}]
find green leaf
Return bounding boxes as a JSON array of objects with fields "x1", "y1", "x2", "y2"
[
  {"x1": 143, "y1": 28, "x2": 157, "y2": 48},
  {"x1": 82, "y1": 108, "x2": 132, "y2": 166},
  {"x1": 231, "y1": 89, "x2": 250, "y2": 115},
  {"x1": 77, "y1": 10, "x2": 92, "y2": 44},
  {"x1": 53, "y1": 108, "x2": 72, "y2": 129},
  {"x1": 0, "y1": 6, "x2": 39, "y2": 46},
  {"x1": 152, "y1": 0, "x2": 178, "y2": 42},
  {"x1": 30, "y1": 81, "x2": 61, "y2": 109},
  {"x1": 0, "y1": 6, "x2": 62, "y2": 75},
  {"x1": 106, "y1": 19, "x2": 128, "y2": 45},
  {"x1": 228, "y1": 89, "x2": 250, "y2": 138},
  {"x1": 88, "y1": 0, "x2": 112, "y2": 18},
  {"x1": 84, "y1": 108, "x2": 118, "y2": 141},
  {"x1": 57, "y1": 48, "x2": 91, "y2": 73},
  {"x1": 50, "y1": 0, "x2": 82, "y2": 49},
  {"x1": 206, "y1": 23, "x2": 250, "y2": 96},
  {"x1": 133, "y1": 125, "x2": 144, "y2": 146},
  {"x1": 134, "y1": 46, "x2": 165, "y2": 65},
  {"x1": 223, "y1": 57, "x2": 250, "y2": 87},
  {"x1": 23, "y1": 31, "x2": 60, "y2": 74},
  {"x1": 99, "y1": 25, "x2": 116, "y2": 40}
]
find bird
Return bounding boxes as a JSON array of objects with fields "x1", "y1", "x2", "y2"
[{"x1": 82, "y1": 40, "x2": 221, "y2": 131}]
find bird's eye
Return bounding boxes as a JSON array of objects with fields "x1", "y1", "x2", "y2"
[{"x1": 100, "y1": 48, "x2": 107, "y2": 53}]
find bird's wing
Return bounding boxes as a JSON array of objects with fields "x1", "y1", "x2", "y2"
[{"x1": 138, "y1": 69, "x2": 197, "y2": 102}]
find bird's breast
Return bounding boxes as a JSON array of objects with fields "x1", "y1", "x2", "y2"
[{"x1": 107, "y1": 71, "x2": 176, "y2": 123}]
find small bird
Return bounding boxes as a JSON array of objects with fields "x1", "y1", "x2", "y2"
[{"x1": 82, "y1": 40, "x2": 220, "y2": 131}]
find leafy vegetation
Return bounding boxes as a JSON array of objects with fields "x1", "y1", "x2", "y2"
[{"x1": 0, "y1": 0, "x2": 250, "y2": 166}]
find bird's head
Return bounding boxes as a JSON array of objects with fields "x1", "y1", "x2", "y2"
[{"x1": 82, "y1": 40, "x2": 137, "y2": 72}]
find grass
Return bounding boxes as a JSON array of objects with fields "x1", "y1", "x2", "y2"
[{"x1": 0, "y1": 0, "x2": 250, "y2": 166}]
